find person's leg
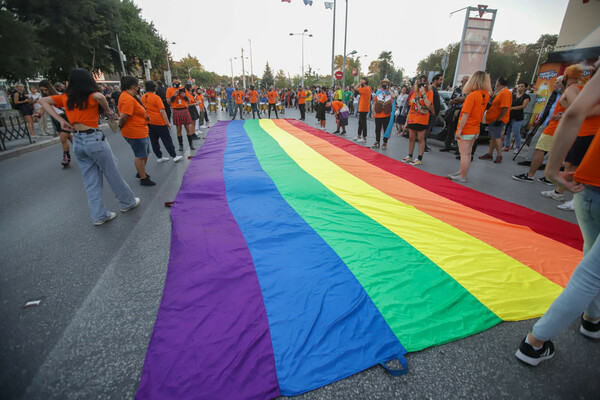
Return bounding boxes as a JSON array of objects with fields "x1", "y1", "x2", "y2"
[
  {"x1": 184, "y1": 124, "x2": 195, "y2": 150},
  {"x1": 300, "y1": 104, "x2": 305, "y2": 120},
  {"x1": 526, "y1": 127, "x2": 543, "y2": 161},
  {"x1": 382, "y1": 116, "x2": 390, "y2": 147},
  {"x1": 374, "y1": 117, "x2": 383, "y2": 144},
  {"x1": 408, "y1": 130, "x2": 416, "y2": 157},
  {"x1": 417, "y1": 130, "x2": 426, "y2": 157},
  {"x1": 504, "y1": 120, "x2": 514, "y2": 148},
  {"x1": 274, "y1": 104, "x2": 279, "y2": 119},
  {"x1": 512, "y1": 120, "x2": 522, "y2": 148},
  {"x1": 458, "y1": 139, "x2": 474, "y2": 178},
  {"x1": 158, "y1": 125, "x2": 177, "y2": 158},
  {"x1": 73, "y1": 135, "x2": 110, "y2": 223},
  {"x1": 360, "y1": 112, "x2": 368, "y2": 139},
  {"x1": 530, "y1": 188, "x2": 600, "y2": 343},
  {"x1": 527, "y1": 149, "x2": 546, "y2": 177},
  {"x1": 148, "y1": 125, "x2": 162, "y2": 159},
  {"x1": 134, "y1": 157, "x2": 148, "y2": 178}
]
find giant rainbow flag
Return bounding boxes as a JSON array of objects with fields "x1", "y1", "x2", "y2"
[{"x1": 136, "y1": 119, "x2": 583, "y2": 400}]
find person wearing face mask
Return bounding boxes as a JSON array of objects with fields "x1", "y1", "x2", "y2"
[
  {"x1": 353, "y1": 77, "x2": 372, "y2": 143},
  {"x1": 371, "y1": 78, "x2": 395, "y2": 149},
  {"x1": 166, "y1": 76, "x2": 195, "y2": 152},
  {"x1": 267, "y1": 86, "x2": 279, "y2": 119},
  {"x1": 403, "y1": 77, "x2": 434, "y2": 165}
]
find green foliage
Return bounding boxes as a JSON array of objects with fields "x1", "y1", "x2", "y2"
[
  {"x1": 262, "y1": 62, "x2": 274, "y2": 88},
  {"x1": 274, "y1": 69, "x2": 288, "y2": 89},
  {"x1": 0, "y1": 10, "x2": 47, "y2": 81}
]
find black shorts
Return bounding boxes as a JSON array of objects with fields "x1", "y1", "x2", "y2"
[
  {"x1": 565, "y1": 135, "x2": 594, "y2": 166},
  {"x1": 19, "y1": 104, "x2": 33, "y2": 116},
  {"x1": 407, "y1": 123, "x2": 427, "y2": 132}
]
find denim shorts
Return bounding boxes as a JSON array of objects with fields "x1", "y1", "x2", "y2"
[
  {"x1": 125, "y1": 137, "x2": 150, "y2": 158},
  {"x1": 487, "y1": 122, "x2": 506, "y2": 139}
]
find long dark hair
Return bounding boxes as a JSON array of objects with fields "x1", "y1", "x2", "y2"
[
  {"x1": 38, "y1": 80, "x2": 58, "y2": 97},
  {"x1": 65, "y1": 69, "x2": 100, "y2": 110}
]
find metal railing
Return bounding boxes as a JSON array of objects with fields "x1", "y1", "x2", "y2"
[{"x1": 0, "y1": 110, "x2": 33, "y2": 151}]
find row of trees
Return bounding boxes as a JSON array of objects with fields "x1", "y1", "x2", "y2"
[
  {"x1": 0, "y1": 0, "x2": 168, "y2": 82},
  {"x1": 417, "y1": 34, "x2": 558, "y2": 89}
]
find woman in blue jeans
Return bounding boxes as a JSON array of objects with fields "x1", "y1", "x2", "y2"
[
  {"x1": 39, "y1": 69, "x2": 140, "y2": 226},
  {"x1": 504, "y1": 82, "x2": 530, "y2": 152},
  {"x1": 515, "y1": 66, "x2": 600, "y2": 366}
]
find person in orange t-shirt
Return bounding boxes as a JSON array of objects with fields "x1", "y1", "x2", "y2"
[
  {"x1": 39, "y1": 69, "x2": 138, "y2": 225},
  {"x1": 480, "y1": 76, "x2": 512, "y2": 163},
  {"x1": 447, "y1": 71, "x2": 491, "y2": 182},
  {"x1": 403, "y1": 78, "x2": 434, "y2": 165},
  {"x1": 248, "y1": 85, "x2": 261, "y2": 120},
  {"x1": 267, "y1": 86, "x2": 279, "y2": 119},
  {"x1": 118, "y1": 76, "x2": 155, "y2": 186},
  {"x1": 315, "y1": 87, "x2": 329, "y2": 129},
  {"x1": 353, "y1": 77, "x2": 371, "y2": 142},
  {"x1": 231, "y1": 86, "x2": 245, "y2": 120},
  {"x1": 515, "y1": 62, "x2": 600, "y2": 367},
  {"x1": 297, "y1": 86, "x2": 307, "y2": 121},
  {"x1": 165, "y1": 76, "x2": 195, "y2": 152},
  {"x1": 142, "y1": 81, "x2": 181, "y2": 164},
  {"x1": 331, "y1": 100, "x2": 349, "y2": 135}
]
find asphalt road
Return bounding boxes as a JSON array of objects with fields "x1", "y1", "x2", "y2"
[{"x1": 1, "y1": 106, "x2": 596, "y2": 400}]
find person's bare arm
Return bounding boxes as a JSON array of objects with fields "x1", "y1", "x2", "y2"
[
  {"x1": 455, "y1": 113, "x2": 469, "y2": 138},
  {"x1": 496, "y1": 107, "x2": 509, "y2": 122},
  {"x1": 93, "y1": 92, "x2": 114, "y2": 118},
  {"x1": 546, "y1": 71, "x2": 600, "y2": 192},
  {"x1": 511, "y1": 97, "x2": 530, "y2": 111},
  {"x1": 39, "y1": 97, "x2": 73, "y2": 131}
]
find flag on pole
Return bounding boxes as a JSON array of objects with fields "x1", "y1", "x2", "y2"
[
  {"x1": 303, "y1": 0, "x2": 313, "y2": 5},
  {"x1": 324, "y1": 2, "x2": 333, "y2": 9}
]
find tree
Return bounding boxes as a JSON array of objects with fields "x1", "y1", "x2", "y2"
[
  {"x1": 262, "y1": 62, "x2": 274, "y2": 88},
  {"x1": 274, "y1": 69, "x2": 288, "y2": 89},
  {"x1": 378, "y1": 51, "x2": 393, "y2": 80}
]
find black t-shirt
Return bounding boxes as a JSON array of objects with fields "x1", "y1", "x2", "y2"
[
  {"x1": 111, "y1": 91, "x2": 121, "y2": 106},
  {"x1": 431, "y1": 87, "x2": 441, "y2": 116},
  {"x1": 509, "y1": 93, "x2": 530, "y2": 121}
]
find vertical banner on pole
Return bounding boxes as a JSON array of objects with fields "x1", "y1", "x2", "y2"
[{"x1": 452, "y1": 6, "x2": 496, "y2": 87}]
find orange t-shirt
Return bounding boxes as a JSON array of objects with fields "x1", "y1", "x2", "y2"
[
  {"x1": 407, "y1": 90, "x2": 434, "y2": 126},
  {"x1": 196, "y1": 94, "x2": 205, "y2": 109},
  {"x1": 319, "y1": 92, "x2": 328, "y2": 103},
  {"x1": 166, "y1": 87, "x2": 192, "y2": 108},
  {"x1": 542, "y1": 100, "x2": 566, "y2": 137},
  {"x1": 458, "y1": 90, "x2": 490, "y2": 136},
  {"x1": 485, "y1": 88, "x2": 512, "y2": 124},
  {"x1": 297, "y1": 90, "x2": 306, "y2": 105},
  {"x1": 51, "y1": 93, "x2": 100, "y2": 128},
  {"x1": 574, "y1": 127, "x2": 600, "y2": 186},
  {"x1": 118, "y1": 92, "x2": 149, "y2": 139},
  {"x1": 331, "y1": 100, "x2": 345, "y2": 112},
  {"x1": 577, "y1": 115, "x2": 600, "y2": 137},
  {"x1": 357, "y1": 86, "x2": 371, "y2": 112},
  {"x1": 249, "y1": 90, "x2": 259, "y2": 104},
  {"x1": 232, "y1": 90, "x2": 244, "y2": 104},
  {"x1": 267, "y1": 91, "x2": 278, "y2": 104},
  {"x1": 141, "y1": 92, "x2": 166, "y2": 126}
]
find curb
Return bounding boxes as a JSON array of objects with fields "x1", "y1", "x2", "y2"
[{"x1": 0, "y1": 137, "x2": 61, "y2": 162}]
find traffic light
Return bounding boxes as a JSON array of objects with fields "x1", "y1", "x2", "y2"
[{"x1": 143, "y1": 60, "x2": 152, "y2": 69}]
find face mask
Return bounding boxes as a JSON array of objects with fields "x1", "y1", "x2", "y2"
[
  {"x1": 382, "y1": 84, "x2": 388, "y2": 89},
  {"x1": 174, "y1": 83, "x2": 180, "y2": 88}
]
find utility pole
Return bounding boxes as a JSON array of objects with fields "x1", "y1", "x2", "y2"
[
  {"x1": 248, "y1": 39, "x2": 254, "y2": 85},
  {"x1": 115, "y1": 34, "x2": 126, "y2": 76},
  {"x1": 531, "y1": 37, "x2": 546, "y2": 85},
  {"x1": 241, "y1": 48, "x2": 247, "y2": 89},
  {"x1": 341, "y1": 0, "x2": 348, "y2": 88},
  {"x1": 330, "y1": 0, "x2": 336, "y2": 89}
]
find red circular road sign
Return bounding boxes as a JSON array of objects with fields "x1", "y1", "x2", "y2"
[
  {"x1": 352, "y1": 68, "x2": 358, "y2": 76},
  {"x1": 334, "y1": 70, "x2": 343, "y2": 80}
]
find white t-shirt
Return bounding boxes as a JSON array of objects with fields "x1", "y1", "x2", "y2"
[{"x1": 30, "y1": 93, "x2": 42, "y2": 111}]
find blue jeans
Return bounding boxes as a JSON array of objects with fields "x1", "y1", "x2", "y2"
[
  {"x1": 533, "y1": 186, "x2": 600, "y2": 340},
  {"x1": 227, "y1": 98, "x2": 234, "y2": 116},
  {"x1": 504, "y1": 119, "x2": 522, "y2": 148},
  {"x1": 73, "y1": 130, "x2": 137, "y2": 223}
]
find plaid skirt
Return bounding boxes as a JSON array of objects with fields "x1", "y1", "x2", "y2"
[{"x1": 172, "y1": 107, "x2": 193, "y2": 126}]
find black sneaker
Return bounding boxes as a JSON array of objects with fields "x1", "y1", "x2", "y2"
[
  {"x1": 517, "y1": 160, "x2": 531, "y2": 166},
  {"x1": 439, "y1": 148, "x2": 451, "y2": 152},
  {"x1": 537, "y1": 177, "x2": 554, "y2": 185},
  {"x1": 140, "y1": 177, "x2": 156, "y2": 186},
  {"x1": 135, "y1": 173, "x2": 150, "y2": 179},
  {"x1": 515, "y1": 337, "x2": 555, "y2": 366},
  {"x1": 178, "y1": 144, "x2": 183, "y2": 152},
  {"x1": 189, "y1": 143, "x2": 196, "y2": 150},
  {"x1": 580, "y1": 315, "x2": 600, "y2": 339},
  {"x1": 512, "y1": 173, "x2": 534, "y2": 182}
]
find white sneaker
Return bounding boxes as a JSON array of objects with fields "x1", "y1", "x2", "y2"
[
  {"x1": 541, "y1": 190, "x2": 564, "y2": 201},
  {"x1": 94, "y1": 212, "x2": 116, "y2": 226},
  {"x1": 357, "y1": 138, "x2": 365, "y2": 143},
  {"x1": 121, "y1": 197, "x2": 141, "y2": 212},
  {"x1": 157, "y1": 157, "x2": 170, "y2": 163},
  {"x1": 353, "y1": 136, "x2": 360, "y2": 141},
  {"x1": 557, "y1": 199, "x2": 575, "y2": 211},
  {"x1": 173, "y1": 155, "x2": 183, "y2": 162},
  {"x1": 401, "y1": 156, "x2": 413, "y2": 163},
  {"x1": 448, "y1": 175, "x2": 467, "y2": 183},
  {"x1": 200, "y1": 125, "x2": 208, "y2": 128},
  {"x1": 513, "y1": 149, "x2": 520, "y2": 154}
]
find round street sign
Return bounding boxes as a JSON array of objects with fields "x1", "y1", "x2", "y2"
[
  {"x1": 334, "y1": 70, "x2": 343, "y2": 80},
  {"x1": 352, "y1": 68, "x2": 358, "y2": 76}
]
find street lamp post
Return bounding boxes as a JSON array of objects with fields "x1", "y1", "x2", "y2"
[
  {"x1": 341, "y1": 0, "x2": 351, "y2": 88},
  {"x1": 290, "y1": 29, "x2": 313, "y2": 87},
  {"x1": 342, "y1": 49, "x2": 357, "y2": 88},
  {"x1": 165, "y1": 41, "x2": 176, "y2": 86},
  {"x1": 248, "y1": 39, "x2": 254, "y2": 85},
  {"x1": 188, "y1": 67, "x2": 199, "y2": 81},
  {"x1": 355, "y1": 54, "x2": 367, "y2": 83},
  {"x1": 234, "y1": 55, "x2": 249, "y2": 88},
  {"x1": 229, "y1": 58, "x2": 234, "y2": 86},
  {"x1": 330, "y1": 0, "x2": 337, "y2": 89}
]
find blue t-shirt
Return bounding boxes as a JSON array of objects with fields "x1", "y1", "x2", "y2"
[{"x1": 225, "y1": 87, "x2": 234, "y2": 100}]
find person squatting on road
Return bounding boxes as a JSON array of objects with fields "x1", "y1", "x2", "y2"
[
  {"x1": 515, "y1": 60, "x2": 600, "y2": 366},
  {"x1": 39, "y1": 69, "x2": 140, "y2": 226}
]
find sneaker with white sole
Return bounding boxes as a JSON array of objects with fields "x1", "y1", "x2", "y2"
[
  {"x1": 121, "y1": 197, "x2": 140, "y2": 212},
  {"x1": 157, "y1": 157, "x2": 170, "y2": 163},
  {"x1": 580, "y1": 315, "x2": 600, "y2": 339},
  {"x1": 541, "y1": 190, "x2": 564, "y2": 201},
  {"x1": 512, "y1": 173, "x2": 534, "y2": 182},
  {"x1": 173, "y1": 155, "x2": 183, "y2": 162},
  {"x1": 447, "y1": 174, "x2": 467, "y2": 183},
  {"x1": 409, "y1": 159, "x2": 423, "y2": 166},
  {"x1": 94, "y1": 212, "x2": 116, "y2": 226},
  {"x1": 537, "y1": 177, "x2": 554, "y2": 185},
  {"x1": 557, "y1": 199, "x2": 575, "y2": 211},
  {"x1": 401, "y1": 156, "x2": 413, "y2": 163},
  {"x1": 357, "y1": 138, "x2": 366, "y2": 143},
  {"x1": 515, "y1": 337, "x2": 555, "y2": 366},
  {"x1": 352, "y1": 136, "x2": 360, "y2": 141}
]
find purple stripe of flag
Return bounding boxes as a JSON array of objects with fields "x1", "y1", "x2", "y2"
[{"x1": 136, "y1": 121, "x2": 280, "y2": 400}]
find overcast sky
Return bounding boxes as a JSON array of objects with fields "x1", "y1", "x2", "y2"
[{"x1": 137, "y1": 0, "x2": 568, "y2": 78}]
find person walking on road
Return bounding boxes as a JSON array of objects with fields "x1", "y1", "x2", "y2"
[
  {"x1": 118, "y1": 76, "x2": 155, "y2": 187},
  {"x1": 479, "y1": 76, "x2": 512, "y2": 163},
  {"x1": 515, "y1": 62, "x2": 600, "y2": 366},
  {"x1": 231, "y1": 86, "x2": 245, "y2": 120},
  {"x1": 446, "y1": 71, "x2": 492, "y2": 182},
  {"x1": 141, "y1": 81, "x2": 182, "y2": 164},
  {"x1": 39, "y1": 68, "x2": 139, "y2": 226}
]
